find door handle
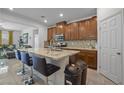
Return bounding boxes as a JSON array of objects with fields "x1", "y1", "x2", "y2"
[{"x1": 117, "y1": 52, "x2": 121, "y2": 55}]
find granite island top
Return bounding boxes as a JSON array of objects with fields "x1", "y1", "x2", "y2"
[
  {"x1": 62, "y1": 47, "x2": 97, "y2": 51},
  {"x1": 19, "y1": 48, "x2": 80, "y2": 60}
]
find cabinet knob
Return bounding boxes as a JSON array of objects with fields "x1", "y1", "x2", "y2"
[{"x1": 117, "y1": 52, "x2": 121, "y2": 55}]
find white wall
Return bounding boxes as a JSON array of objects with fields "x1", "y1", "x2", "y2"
[
  {"x1": 97, "y1": 8, "x2": 122, "y2": 21},
  {"x1": 13, "y1": 31, "x2": 21, "y2": 47},
  {"x1": 2, "y1": 31, "x2": 9, "y2": 44},
  {"x1": 38, "y1": 26, "x2": 47, "y2": 48},
  {"x1": 22, "y1": 28, "x2": 34, "y2": 47},
  {"x1": 122, "y1": 9, "x2": 124, "y2": 85},
  {"x1": 21, "y1": 26, "x2": 47, "y2": 48},
  {"x1": 97, "y1": 8, "x2": 124, "y2": 84}
]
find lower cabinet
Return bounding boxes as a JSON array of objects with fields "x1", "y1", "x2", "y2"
[
  {"x1": 86, "y1": 51, "x2": 97, "y2": 69},
  {"x1": 77, "y1": 50, "x2": 97, "y2": 69},
  {"x1": 63, "y1": 48, "x2": 97, "y2": 69}
]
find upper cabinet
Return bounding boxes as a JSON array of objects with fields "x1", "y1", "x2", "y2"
[
  {"x1": 78, "y1": 20, "x2": 88, "y2": 39},
  {"x1": 70, "y1": 22, "x2": 79, "y2": 40},
  {"x1": 48, "y1": 27, "x2": 56, "y2": 41},
  {"x1": 48, "y1": 28, "x2": 52, "y2": 41},
  {"x1": 47, "y1": 16, "x2": 97, "y2": 41},
  {"x1": 87, "y1": 16, "x2": 97, "y2": 39},
  {"x1": 56, "y1": 21, "x2": 66, "y2": 35},
  {"x1": 65, "y1": 24, "x2": 71, "y2": 40},
  {"x1": 78, "y1": 16, "x2": 97, "y2": 40},
  {"x1": 65, "y1": 23, "x2": 79, "y2": 40}
]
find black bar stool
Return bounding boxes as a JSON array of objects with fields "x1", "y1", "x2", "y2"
[
  {"x1": 20, "y1": 51, "x2": 34, "y2": 85},
  {"x1": 32, "y1": 55, "x2": 60, "y2": 84},
  {"x1": 15, "y1": 50, "x2": 25, "y2": 75}
]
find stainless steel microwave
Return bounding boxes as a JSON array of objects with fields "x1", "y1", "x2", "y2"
[{"x1": 54, "y1": 34, "x2": 64, "y2": 42}]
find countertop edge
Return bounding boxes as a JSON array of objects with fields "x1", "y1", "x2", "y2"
[{"x1": 62, "y1": 47, "x2": 97, "y2": 51}]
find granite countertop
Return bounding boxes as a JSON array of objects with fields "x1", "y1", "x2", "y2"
[
  {"x1": 19, "y1": 48, "x2": 80, "y2": 60},
  {"x1": 62, "y1": 47, "x2": 97, "y2": 51}
]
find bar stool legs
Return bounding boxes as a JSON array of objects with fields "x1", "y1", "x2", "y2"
[
  {"x1": 17, "y1": 63, "x2": 26, "y2": 76},
  {"x1": 24, "y1": 66, "x2": 34, "y2": 85},
  {"x1": 45, "y1": 77, "x2": 48, "y2": 85}
]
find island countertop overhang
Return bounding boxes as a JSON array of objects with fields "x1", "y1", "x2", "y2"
[{"x1": 18, "y1": 48, "x2": 80, "y2": 60}]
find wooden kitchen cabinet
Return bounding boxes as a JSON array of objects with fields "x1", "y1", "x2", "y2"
[
  {"x1": 78, "y1": 20, "x2": 88, "y2": 39},
  {"x1": 48, "y1": 27, "x2": 56, "y2": 41},
  {"x1": 87, "y1": 16, "x2": 97, "y2": 39},
  {"x1": 65, "y1": 22, "x2": 79, "y2": 40},
  {"x1": 78, "y1": 50, "x2": 97, "y2": 69},
  {"x1": 47, "y1": 16, "x2": 97, "y2": 41},
  {"x1": 56, "y1": 25, "x2": 64, "y2": 35},
  {"x1": 48, "y1": 28, "x2": 52, "y2": 41},
  {"x1": 56, "y1": 21, "x2": 66, "y2": 35},
  {"x1": 70, "y1": 22, "x2": 79, "y2": 40},
  {"x1": 52, "y1": 27, "x2": 57, "y2": 37},
  {"x1": 77, "y1": 51, "x2": 87, "y2": 62},
  {"x1": 63, "y1": 47, "x2": 97, "y2": 69},
  {"x1": 78, "y1": 16, "x2": 97, "y2": 40},
  {"x1": 65, "y1": 24, "x2": 71, "y2": 40},
  {"x1": 86, "y1": 51, "x2": 97, "y2": 69}
]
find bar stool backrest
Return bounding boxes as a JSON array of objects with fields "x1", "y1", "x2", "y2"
[
  {"x1": 32, "y1": 55, "x2": 47, "y2": 76},
  {"x1": 15, "y1": 50, "x2": 21, "y2": 60},
  {"x1": 21, "y1": 51, "x2": 30, "y2": 65}
]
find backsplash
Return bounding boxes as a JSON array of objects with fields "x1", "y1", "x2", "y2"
[{"x1": 65, "y1": 40, "x2": 97, "y2": 49}]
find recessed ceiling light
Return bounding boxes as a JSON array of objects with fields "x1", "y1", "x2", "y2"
[
  {"x1": 59, "y1": 13, "x2": 63, "y2": 17},
  {"x1": 44, "y1": 19, "x2": 47, "y2": 23},
  {"x1": 41, "y1": 16, "x2": 45, "y2": 18},
  {"x1": 9, "y1": 8, "x2": 14, "y2": 11}
]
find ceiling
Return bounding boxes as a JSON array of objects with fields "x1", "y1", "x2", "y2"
[
  {"x1": 3, "y1": 8, "x2": 97, "y2": 26},
  {"x1": 0, "y1": 19, "x2": 34, "y2": 31}
]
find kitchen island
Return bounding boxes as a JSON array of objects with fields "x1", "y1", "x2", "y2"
[{"x1": 19, "y1": 48, "x2": 79, "y2": 85}]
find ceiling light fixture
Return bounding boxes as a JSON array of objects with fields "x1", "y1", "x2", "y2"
[
  {"x1": 41, "y1": 16, "x2": 47, "y2": 23},
  {"x1": 44, "y1": 19, "x2": 47, "y2": 23},
  {"x1": 9, "y1": 8, "x2": 14, "y2": 11},
  {"x1": 59, "y1": 13, "x2": 63, "y2": 17}
]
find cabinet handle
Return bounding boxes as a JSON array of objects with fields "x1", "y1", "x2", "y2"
[{"x1": 117, "y1": 52, "x2": 121, "y2": 55}]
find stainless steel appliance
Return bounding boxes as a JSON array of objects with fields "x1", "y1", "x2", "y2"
[{"x1": 54, "y1": 34, "x2": 64, "y2": 42}]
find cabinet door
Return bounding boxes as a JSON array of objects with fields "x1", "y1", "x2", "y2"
[
  {"x1": 48, "y1": 28, "x2": 52, "y2": 41},
  {"x1": 65, "y1": 24, "x2": 71, "y2": 40},
  {"x1": 86, "y1": 51, "x2": 97, "y2": 69},
  {"x1": 56, "y1": 21, "x2": 66, "y2": 35},
  {"x1": 78, "y1": 20, "x2": 87, "y2": 39},
  {"x1": 52, "y1": 27, "x2": 57, "y2": 38},
  {"x1": 87, "y1": 17, "x2": 97, "y2": 39},
  {"x1": 77, "y1": 51, "x2": 87, "y2": 64},
  {"x1": 56, "y1": 25, "x2": 65, "y2": 35},
  {"x1": 70, "y1": 22, "x2": 79, "y2": 40},
  {"x1": 79, "y1": 17, "x2": 97, "y2": 40},
  {"x1": 77, "y1": 52, "x2": 87, "y2": 63},
  {"x1": 48, "y1": 27, "x2": 56, "y2": 41}
]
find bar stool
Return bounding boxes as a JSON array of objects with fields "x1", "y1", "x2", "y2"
[
  {"x1": 15, "y1": 50, "x2": 25, "y2": 75},
  {"x1": 20, "y1": 51, "x2": 34, "y2": 85},
  {"x1": 15, "y1": 50, "x2": 21, "y2": 60},
  {"x1": 32, "y1": 55, "x2": 60, "y2": 84}
]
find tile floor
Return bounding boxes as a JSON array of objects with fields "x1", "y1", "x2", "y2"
[{"x1": 0, "y1": 59, "x2": 115, "y2": 85}]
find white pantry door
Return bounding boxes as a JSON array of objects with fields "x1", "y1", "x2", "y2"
[{"x1": 100, "y1": 13, "x2": 122, "y2": 84}]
